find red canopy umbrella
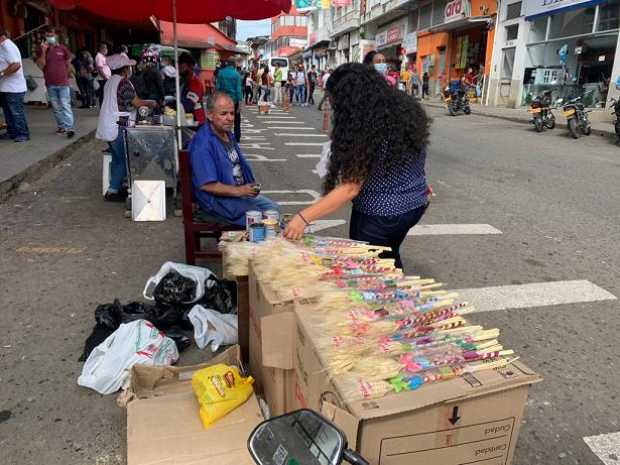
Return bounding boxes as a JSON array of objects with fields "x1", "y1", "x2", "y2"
[
  {"x1": 49, "y1": 0, "x2": 290, "y2": 131},
  {"x1": 48, "y1": 0, "x2": 291, "y2": 23}
]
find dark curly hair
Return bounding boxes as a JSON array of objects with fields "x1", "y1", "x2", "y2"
[{"x1": 323, "y1": 63, "x2": 431, "y2": 193}]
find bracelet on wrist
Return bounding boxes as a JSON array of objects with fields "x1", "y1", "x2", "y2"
[{"x1": 297, "y1": 212, "x2": 310, "y2": 225}]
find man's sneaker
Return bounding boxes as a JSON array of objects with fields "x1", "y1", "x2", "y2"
[
  {"x1": 66, "y1": 130, "x2": 75, "y2": 139},
  {"x1": 56, "y1": 128, "x2": 66, "y2": 135},
  {"x1": 104, "y1": 191, "x2": 127, "y2": 202},
  {"x1": 14, "y1": 136, "x2": 29, "y2": 143}
]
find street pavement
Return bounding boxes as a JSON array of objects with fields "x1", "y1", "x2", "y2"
[{"x1": 1, "y1": 101, "x2": 619, "y2": 465}]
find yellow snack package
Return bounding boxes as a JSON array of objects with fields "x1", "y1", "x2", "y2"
[{"x1": 191, "y1": 364, "x2": 255, "y2": 428}]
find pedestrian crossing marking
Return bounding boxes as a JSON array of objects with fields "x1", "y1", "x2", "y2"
[
  {"x1": 239, "y1": 143, "x2": 274, "y2": 150},
  {"x1": 455, "y1": 280, "x2": 616, "y2": 314},
  {"x1": 285, "y1": 142, "x2": 326, "y2": 146},
  {"x1": 275, "y1": 133, "x2": 328, "y2": 137},
  {"x1": 257, "y1": 116, "x2": 297, "y2": 119},
  {"x1": 261, "y1": 189, "x2": 320, "y2": 205},
  {"x1": 584, "y1": 431, "x2": 620, "y2": 465},
  {"x1": 408, "y1": 224, "x2": 503, "y2": 236},
  {"x1": 296, "y1": 154, "x2": 321, "y2": 158},
  {"x1": 245, "y1": 154, "x2": 286, "y2": 162},
  {"x1": 268, "y1": 127, "x2": 315, "y2": 130},
  {"x1": 259, "y1": 121, "x2": 305, "y2": 124}
]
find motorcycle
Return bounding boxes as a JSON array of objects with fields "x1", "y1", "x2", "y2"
[
  {"x1": 444, "y1": 86, "x2": 471, "y2": 116},
  {"x1": 528, "y1": 90, "x2": 555, "y2": 132},
  {"x1": 248, "y1": 409, "x2": 369, "y2": 465},
  {"x1": 557, "y1": 93, "x2": 592, "y2": 139},
  {"x1": 609, "y1": 97, "x2": 620, "y2": 142}
]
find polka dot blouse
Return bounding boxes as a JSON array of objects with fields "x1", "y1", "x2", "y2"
[{"x1": 353, "y1": 149, "x2": 427, "y2": 217}]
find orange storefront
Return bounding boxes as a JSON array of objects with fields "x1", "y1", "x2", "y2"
[{"x1": 415, "y1": 0, "x2": 496, "y2": 97}]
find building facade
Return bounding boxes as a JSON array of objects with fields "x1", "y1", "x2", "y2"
[
  {"x1": 488, "y1": 0, "x2": 620, "y2": 108},
  {"x1": 266, "y1": 5, "x2": 309, "y2": 61}
]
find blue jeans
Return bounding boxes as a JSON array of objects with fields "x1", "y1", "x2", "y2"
[
  {"x1": 47, "y1": 85, "x2": 74, "y2": 130},
  {"x1": 249, "y1": 195, "x2": 279, "y2": 213},
  {"x1": 0, "y1": 92, "x2": 29, "y2": 139},
  {"x1": 107, "y1": 130, "x2": 126, "y2": 192},
  {"x1": 349, "y1": 204, "x2": 428, "y2": 269},
  {"x1": 294, "y1": 85, "x2": 305, "y2": 104}
]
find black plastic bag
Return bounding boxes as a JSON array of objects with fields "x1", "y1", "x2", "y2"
[
  {"x1": 164, "y1": 326, "x2": 192, "y2": 352},
  {"x1": 94, "y1": 299, "x2": 186, "y2": 331},
  {"x1": 199, "y1": 277, "x2": 237, "y2": 314},
  {"x1": 153, "y1": 271, "x2": 197, "y2": 305}
]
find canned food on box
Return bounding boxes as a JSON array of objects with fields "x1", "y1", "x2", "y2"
[
  {"x1": 263, "y1": 219, "x2": 278, "y2": 239},
  {"x1": 264, "y1": 210, "x2": 279, "y2": 223},
  {"x1": 249, "y1": 223, "x2": 266, "y2": 242},
  {"x1": 246, "y1": 210, "x2": 262, "y2": 231}
]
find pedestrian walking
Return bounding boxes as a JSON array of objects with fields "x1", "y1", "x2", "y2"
[
  {"x1": 411, "y1": 71, "x2": 420, "y2": 98},
  {"x1": 35, "y1": 27, "x2": 75, "y2": 138},
  {"x1": 317, "y1": 68, "x2": 331, "y2": 111},
  {"x1": 273, "y1": 62, "x2": 283, "y2": 105},
  {"x1": 422, "y1": 71, "x2": 430, "y2": 99},
  {"x1": 244, "y1": 71, "x2": 253, "y2": 104},
  {"x1": 215, "y1": 57, "x2": 242, "y2": 141},
  {"x1": 95, "y1": 43, "x2": 110, "y2": 107},
  {"x1": 294, "y1": 64, "x2": 306, "y2": 105},
  {"x1": 258, "y1": 64, "x2": 271, "y2": 103},
  {"x1": 284, "y1": 63, "x2": 431, "y2": 270},
  {"x1": 72, "y1": 48, "x2": 95, "y2": 108},
  {"x1": 286, "y1": 71, "x2": 295, "y2": 104},
  {"x1": 96, "y1": 54, "x2": 158, "y2": 202},
  {"x1": 0, "y1": 26, "x2": 30, "y2": 142},
  {"x1": 306, "y1": 65, "x2": 318, "y2": 105}
]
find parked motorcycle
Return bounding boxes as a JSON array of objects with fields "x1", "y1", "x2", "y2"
[
  {"x1": 557, "y1": 94, "x2": 592, "y2": 139},
  {"x1": 609, "y1": 97, "x2": 620, "y2": 142},
  {"x1": 528, "y1": 90, "x2": 555, "y2": 132},
  {"x1": 444, "y1": 86, "x2": 471, "y2": 116},
  {"x1": 248, "y1": 409, "x2": 369, "y2": 465}
]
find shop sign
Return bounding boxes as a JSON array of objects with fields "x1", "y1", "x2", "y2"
[
  {"x1": 387, "y1": 26, "x2": 401, "y2": 44},
  {"x1": 524, "y1": 0, "x2": 598, "y2": 19},
  {"x1": 445, "y1": 0, "x2": 472, "y2": 22},
  {"x1": 376, "y1": 31, "x2": 388, "y2": 48},
  {"x1": 403, "y1": 32, "x2": 418, "y2": 54}
]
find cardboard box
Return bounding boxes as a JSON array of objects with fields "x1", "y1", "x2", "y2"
[
  {"x1": 288, "y1": 307, "x2": 542, "y2": 465},
  {"x1": 123, "y1": 346, "x2": 263, "y2": 465},
  {"x1": 248, "y1": 261, "x2": 296, "y2": 416}
]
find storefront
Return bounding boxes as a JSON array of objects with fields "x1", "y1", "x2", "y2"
[
  {"x1": 488, "y1": 0, "x2": 620, "y2": 108},
  {"x1": 522, "y1": 0, "x2": 619, "y2": 107},
  {"x1": 414, "y1": 0, "x2": 495, "y2": 96},
  {"x1": 375, "y1": 16, "x2": 408, "y2": 68}
]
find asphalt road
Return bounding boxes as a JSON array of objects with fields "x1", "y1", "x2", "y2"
[{"x1": 0, "y1": 101, "x2": 619, "y2": 465}]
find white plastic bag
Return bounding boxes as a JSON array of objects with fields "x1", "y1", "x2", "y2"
[
  {"x1": 188, "y1": 305, "x2": 238, "y2": 352},
  {"x1": 315, "y1": 141, "x2": 331, "y2": 179},
  {"x1": 143, "y1": 261, "x2": 214, "y2": 303},
  {"x1": 77, "y1": 320, "x2": 179, "y2": 395}
]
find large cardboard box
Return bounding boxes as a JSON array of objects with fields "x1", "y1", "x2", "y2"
[
  {"x1": 288, "y1": 307, "x2": 542, "y2": 465},
  {"x1": 248, "y1": 262, "x2": 296, "y2": 416},
  {"x1": 123, "y1": 346, "x2": 263, "y2": 465}
]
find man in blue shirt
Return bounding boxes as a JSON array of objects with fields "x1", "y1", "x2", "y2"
[
  {"x1": 215, "y1": 57, "x2": 242, "y2": 141},
  {"x1": 189, "y1": 92, "x2": 278, "y2": 226}
]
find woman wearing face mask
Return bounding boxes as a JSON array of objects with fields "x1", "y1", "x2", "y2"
[
  {"x1": 363, "y1": 50, "x2": 388, "y2": 77},
  {"x1": 283, "y1": 63, "x2": 431, "y2": 270},
  {"x1": 96, "y1": 54, "x2": 158, "y2": 202}
]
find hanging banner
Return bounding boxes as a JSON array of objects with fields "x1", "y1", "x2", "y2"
[
  {"x1": 295, "y1": 0, "x2": 317, "y2": 11},
  {"x1": 332, "y1": 0, "x2": 352, "y2": 6},
  {"x1": 523, "y1": 0, "x2": 603, "y2": 20},
  {"x1": 320, "y1": 0, "x2": 332, "y2": 8}
]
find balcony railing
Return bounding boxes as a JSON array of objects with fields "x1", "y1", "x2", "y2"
[
  {"x1": 362, "y1": 0, "x2": 412, "y2": 24},
  {"x1": 332, "y1": 9, "x2": 361, "y2": 36}
]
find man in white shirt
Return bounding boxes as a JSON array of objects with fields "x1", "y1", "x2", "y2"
[
  {"x1": 294, "y1": 64, "x2": 306, "y2": 106},
  {"x1": 95, "y1": 43, "x2": 111, "y2": 107},
  {"x1": 0, "y1": 26, "x2": 29, "y2": 142}
]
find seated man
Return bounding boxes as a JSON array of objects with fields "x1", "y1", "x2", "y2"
[{"x1": 189, "y1": 91, "x2": 278, "y2": 225}]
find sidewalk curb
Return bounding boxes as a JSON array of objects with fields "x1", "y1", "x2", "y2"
[
  {"x1": 423, "y1": 101, "x2": 618, "y2": 141},
  {"x1": 0, "y1": 130, "x2": 96, "y2": 202}
]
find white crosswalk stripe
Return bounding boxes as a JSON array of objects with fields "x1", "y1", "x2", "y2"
[
  {"x1": 268, "y1": 127, "x2": 316, "y2": 130},
  {"x1": 285, "y1": 142, "x2": 326, "y2": 146},
  {"x1": 455, "y1": 280, "x2": 616, "y2": 314},
  {"x1": 275, "y1": 133, "x2": 328, "y2": 137},
  {"x1": 296, "y1": 154, "x2": 321, "y2": 158},
  {"x1": 584, "y1": 432, "x2": 620, "y2": 465},
  {"x1": 408, "y1": 224, "x2": 502, "y2": 236}
]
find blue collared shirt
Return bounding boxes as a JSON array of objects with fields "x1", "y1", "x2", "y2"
[{"x1": 189, "y1": 123, "x2": 255, "y2": 224}]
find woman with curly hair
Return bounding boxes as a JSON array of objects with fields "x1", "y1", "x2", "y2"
[{"x1": 283, "y1": 63, "x2": 431, "y2": 269}]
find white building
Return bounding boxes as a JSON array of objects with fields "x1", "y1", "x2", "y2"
[{"x1": 488, "y1": 0, "x2": 620, "y2": 108}]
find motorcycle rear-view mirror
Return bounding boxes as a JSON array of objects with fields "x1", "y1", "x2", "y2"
[{"x1": 248, "y1": 409, "x2": 369, "y2": 465}]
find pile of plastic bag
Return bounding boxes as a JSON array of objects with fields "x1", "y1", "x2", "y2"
[{"x1": 78, "y1": 262, "x2": 240, "y2": 395}]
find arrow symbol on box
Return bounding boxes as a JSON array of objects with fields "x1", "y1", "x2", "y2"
[
  {"x1": 449, "y1": 406, "x2": 461, "y2": 425},
  {"x1": 308, "y1": 219, "x2": 347, "y2": 233}
]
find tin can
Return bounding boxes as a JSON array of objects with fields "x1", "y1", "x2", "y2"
[
  {"x1": 246, "y1": 210, "x2": 262, "y2": 231},
  {"x1": 264, "y1": 210, "x2": 279, "y2": 223},
  {"x1": 249, "y1": 223, "x2": 266, "y2": 242},
  {"x1": 263, "y1": 219, "x2": 278, "y2": 239}
]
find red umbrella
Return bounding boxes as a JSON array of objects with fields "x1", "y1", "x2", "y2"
[
  {"x1": 48, "y1": 0, "x2": 291, "y2": 23},
  {"x1": 49, "y1": 0, "x2": 290, "y2": 135}
]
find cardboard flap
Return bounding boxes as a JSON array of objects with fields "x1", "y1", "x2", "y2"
[
  {"x1": 321, "y1": 401, "x2": 361, "y2": 450},
  {"x1": 261, "y1": 312, "x2": 296, "y2": 369},
  {"x1": 119, "y1": 346, "x2": 241, "y2": 407}
]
